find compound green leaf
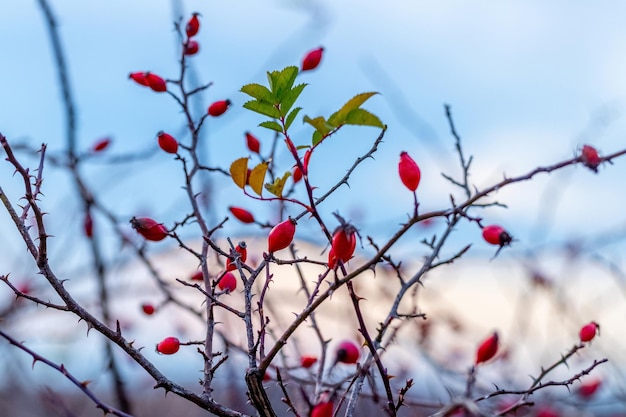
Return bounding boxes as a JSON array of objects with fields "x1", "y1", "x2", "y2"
[{"x1": 267, "y1": 66, "x2": 299, "y2": 101}]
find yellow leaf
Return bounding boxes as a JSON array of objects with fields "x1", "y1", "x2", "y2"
[
  {"x1": 265, "y1": 171, "x2": 292, "y2": 197},
  {"x1": 249, "y1": 162, "x2": 268, "y2": 196},
  {"x1": 229, "y1": 157, "x2": 249, "y2": 189}
]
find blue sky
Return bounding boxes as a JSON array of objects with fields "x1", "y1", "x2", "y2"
[{"x1": 1, "y1": 0, "x2": 626, "y2": 266}]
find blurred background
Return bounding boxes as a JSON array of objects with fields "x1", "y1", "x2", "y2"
[{"x1": 1, "y1": 0, "x2": 626, "y2": 416}]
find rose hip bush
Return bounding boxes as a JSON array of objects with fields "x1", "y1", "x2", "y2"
[{"x1": 1, "y1": 5, "x2": 626, "y2": 417}]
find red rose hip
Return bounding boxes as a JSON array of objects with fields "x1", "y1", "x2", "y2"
[
  {"x1": 185, "y1": 13, "x2": 200, "y2": 38},
  {"x1": 208, "y1": 99, "x2": 231, "y2": 117},
  {"x1": 301, "y1": 47, "x2": 324, "y2": 72},
  {"x1": 229, "y1": 206, "x2": 255, "y2": 224},
  {"x1": 482, "y1": 225, "x2": 512, "y2": 247},
  {"x1": 130, "y1": 217, "x2": 169, "y2": 241},
  {"x1": 335, "y1": 340, "x2": 360, "y2": 364},
  {"x1": 157, "y1": 131, "x2": 179, "y2": 154},
  {"x1": 579, "y1": 321, "x2": 599, "y2": 342},
  {"x1": 267, "y1": 218, "x2": 296, "y2": 253},
  {"x1": 398, "y1": 151, "x2": 421, "y2": 191},
  {"x1": 156, "y1": 337, "x2": 180, "y2": 354},
  {"x1": 475, "y1": 331, "x2": 499, "y2": 365},
  {"x1": 245, "y1": 132, "x2": 260, "y2": 154}
]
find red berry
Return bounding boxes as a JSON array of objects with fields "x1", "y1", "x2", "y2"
[
  {"x1": 536, "y1": 407, "x2": 560, "y2": 417},
  {"x1": 190, "y1": 270, "x2": 203, "y2": 281},
  {"x1": 145, "y1": 73, "x2": 167, "y2": 93},
  {"x1": 185, "y1": 13, "x2": 200, "y2": 38},
  {"x1": 130, "y1": 217, "x2": 169, "y2": 241},
  {"x1": 92, "y1": 137, "x2": 111, "y2": 152},
  {"x1": 475, "y1": 331, "x2": 499, "y2": 365},
  {"x1": 398, "y1": 151, "x2": 421, "y2": 191},
  {"x1": 156, "y1": 337, "x2": 180, "y2": 355},
  {"x1": 328, "y1": 248, "x2": 338, "y2": 269},
  {"x1": 245, "y1": 132, "x2": 260, "y2": 154},
  {"x1": 84, "y1": 212, "x2": 93, "y2": 238},
  {"x1": 183, "y1": 40, "x2": 199, "y2": 56},
  {"x1": 208, "y1": 99, "x2": 231, "y2": 117},
  {"x1": 229, "y1": 206, "x2": 255, "y2": 224},
  {"x1": 292, "y1": 165, "x2": 303, "y2": 183},
  {"x1": 157, "y1": 131, "x2": 179, "y2": 154},
  {"x1": 482, "y1": 225, "x2": 513, "y2": 247},
  {"x1": 267, "y1": 218, "x2": 297, "y2": 253},
  {"x1": 226, "y1": 242, "x2": 247, "y2": 271},
  {"x1": 129, "y1": 72, "x2": 149, "y2": 86},
  {"x1": 331, "y1": 227, "x2": 357, "y2": 263},
  {"x1": 578, "y1": 378, "x2": 602, "y2": 399},
  {"x1": 579, "y1": 321, "x2": 599, "y2": 342},
  {"x1": 311, "y1": 401, "x2": 333, "y2": 417},
  {"x1": 218, "y1": 271, "x2": 237, "y2": 292},
  {"x1": 300, "y1": 355, "x2": 317, "y2": 368},
  {"x1": 301, "y1": 47, "x2": 324, "y2": 72},
  {"x1": 580, "y1": 144, "x2": 601, "y2": 173},
  {"x1": 335, "y1": 340, "x2": 360, "y2": 364},
  {"x1": 142, "y1": 303, "x2": 155, "y2": 315}
]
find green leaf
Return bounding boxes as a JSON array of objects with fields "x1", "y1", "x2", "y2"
[
  {"x1": 229, "y1": 157, "x2": 249, "y2": 189},
  {"x1": 265, "y1": 171, "x2": 292, "y2": 197},
  {"x1": 259, "y1": 120, "x2": 283, "y2": 133},
  {"x1": 285, "y1": 107, "x2": 302, "y2": 131},
  {"x1": 296, "y1": 144, "x2": 311, "y2": 151},
  {"x1": 280, "y1": 84, "x2": 306, "y2": 116},
  {"x1": 344, "y1": 108, "x2": 384, "y2": 128},
  {"x1": 243, "y1": 100, "x2": 281, "y2": 119},
  {"x1": 267, "y1": 66, "x2": 299, "y2": 101},
  {"x1": 303, "y1": 116, "x2": 335, "y2": 137},
  {"x1": 249, "y1": 162, "x2": 268, "y2": 196},
  {"x1": 328, "y1": 92, "x2": 379, "y2": 126},
  {"x1": 240, "y1": 83, "x2": 274, "y2": 102},
  {"x1": 312, "y1": 131, "x2": 323, "y2": 146}
]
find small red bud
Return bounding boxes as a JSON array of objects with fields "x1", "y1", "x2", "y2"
[
  {"x1": 245, "y1": 132, "x2": 260, "y2": 154},
  {"x1": 229, "y1": 206, "x2": 255, "y2": 224},
  {"x1": 335, "y1": 340, "x2": 360, "y2": 364},
  {"x1": 91, "y1": 137, "x2": 111, "y2": 152},
  {"x1": 300, "y1": 355, "x2": 318, "y2": 368},
  {"x1": 217, "y1": 271, "x2": 237, "y2": 292},
  {"x1": 398, "y1": 151, "x2": 421, "y2": 191},
  {"x1": 183, "y1": 40, "x2": 199, "y2": 56},
  {"x1": 267, "y1": 218, "x2": 297, "y2": 253},
  {"x1": 208, "y1": 99, "x2": 231, "y2": 117},
  {"x1": 130, "y1": 217, "x2": 168, "y2": 241},
  {"x1": 84, "y1": 212, "x2": 93, "y2": 238},
  {"x1": 142, "y1": 303, "x2": 155, "y2": 315},
  {"x1": 145, "y1": 72, "x2": 167, "y2": 93},
  {"x1": 311, "y1": 401, "x2": 333, "y2": 417},
  {"x1": 301, "y1": 47, "x2": 324, "y2": 72},
  {"x1": 157, "y1": 131, "x2": 179, "y2": 154},
  {"x1": 482, "y1": 225, "x2": 513, "y2": 247},
  {"x1": 185, "y1": 13, "x2": 200, "y2": 38},
  {"x1": 580, "y1": 144, "x2": 601, "y2": 173},
  {"x1": 475, "y1": 331, "x2": 499, "y2": 365},
  {"x1": 579, "y1": 321, "x2": 599, "y2": 342},
  {"x1": 129, "y1": 72, "x2": 149, "y2": 86},
  {"x1": 156, "y1": 337, "x2": 180, "y2": 355}
]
